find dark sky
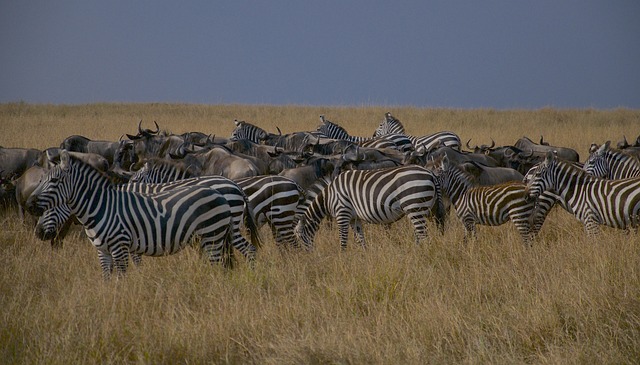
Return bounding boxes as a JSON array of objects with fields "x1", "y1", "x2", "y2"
[{"x1": 1, "y1": 1, "x2": 639, "y2": 108}]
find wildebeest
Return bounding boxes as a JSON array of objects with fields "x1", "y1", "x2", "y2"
[
  {"x1": 514, "y1": 136, "x2": 580, "y2": 163},
  {"x1": 0, "y1": 146, "x2": 43, "y2": 181},
  {"x1": 457, "y1": 161, "x2": 524, "y2": 186},
  {"x1": 60, "y1": 135, "x2": 119, "y2": 166},
  {"x1": 173, "y1": 145, "x2": 260, "y2": 180}
]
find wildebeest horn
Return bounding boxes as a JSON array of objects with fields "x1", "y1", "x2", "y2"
[
  {"x1": 522, "y1": 148, "x2": 534, "y2": 158},
  {"x1": 276, "y1": 127, "x2": 282, "y2": 136},
  {"x1": 466, "y1": 139, "x2": 473, "y2": 150},
  {"x1": 539, "y1": 135, "x2": 549, "y2": 146},
  {"x1": 152, "y1": 121, "x2": 160, "y2": 134},
  {"x1": 489, "y1": 138, "x2": 495, "y2": 149},
  {"x1": 617, "y1": 135, "x2": 629, "y2": 149},
  {"x1": 504, "y1": 148, "x2": 514, "y2": 158},
  {"x1": 137, "y1": 120, "x2": 143, "y2": 134},
  {"x1": 119, "y1": 134, "x2": 124, "y2": 141}
]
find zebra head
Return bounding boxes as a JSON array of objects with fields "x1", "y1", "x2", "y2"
[
  {"x1": 230, "y1": 120, "x2": 268, "y2": 143},
  {"x1": 373, "y1": 112, "x2": 405, "y2": 137},
  {"x1": 35, "y1": 204, "x2": 73, "y2": 241},
  {"x1": 27, "y1": 151, "x2": 75, "y2": 216},
  {"x1": 583, "y1": 141, "x2": 611, "y2": 178},
  {"x1": 525, "y1": 151, "x2": 558, "y2": 201}
]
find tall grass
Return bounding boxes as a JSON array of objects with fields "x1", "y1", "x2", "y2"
[{"x1": 1, "y1": 103, "x2": 639, "y2": 364}]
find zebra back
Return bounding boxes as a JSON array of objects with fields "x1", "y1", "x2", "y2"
[
  {"x1": 130, "y1": 158, "x2": 199, "y2": 183},
  {"x1": 374, "y1": 112, "x2": 461, "y2": 151},
  {"x1": 527, "y1": 151, "x2": 640, "y2": 234},
  {"x1": 230, "y1": 120, "x2": 269, "y2": 143}
]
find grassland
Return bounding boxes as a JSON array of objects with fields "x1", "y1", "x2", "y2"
[{"x1": 1, "y1": 103, "x2": 639, "y2": 364}]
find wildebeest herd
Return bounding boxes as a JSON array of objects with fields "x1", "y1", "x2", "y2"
[{"x1": 2, "y1": 112, "x2": 640, "y2": 278}]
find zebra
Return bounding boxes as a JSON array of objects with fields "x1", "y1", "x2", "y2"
[
  {"x1": 432, "y1": 155, "x2": 550, "y2": 246},
  {"x1": 315, "y1": 115, "x2": 414, "y2": 153},
  {"x1": 526, "y1": 151, "x2": 640, "y2": 236},
  {"x1": 229, "y1": 119, "x2": 320, "y2": 154},
  {"x1": 583, "y1": 141, "x2": 640, "y2": 179},
  {"x1": 27, "y1": 151, "x2": 234, "y2": 278},
  {"x1": 295, "y1": 165, "x2": 445, "y2": 249},
  {"x1": 373, "y1": 112, "x2": 462, "y2": 151},
  {"x1": 34, "y1": 174, "x2": 262, "y2": 268},
  {"x1": 235, "y1": 175, "x2": 306, "y2": 248},
  {"x1": 131, "y1": 158, "x2": 305, "y2": 248}
]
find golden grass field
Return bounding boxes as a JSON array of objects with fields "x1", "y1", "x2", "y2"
[{"x1": 1, "y1": 103, "x2": 639, "y2": 364}]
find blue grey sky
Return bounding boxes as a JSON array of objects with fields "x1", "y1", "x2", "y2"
[{"x1": 1, "y1": 1, "x2": 639, "y2": 109}]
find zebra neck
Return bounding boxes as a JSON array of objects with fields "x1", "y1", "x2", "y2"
[
  {"x1": 444, "y1": 171, "x2": 473, "y2": 206},
  {"x1": 550, "y1": 165, "x2": 598, "y2": 211},
  {"x1": 607, "y1": 152, "x2": 640, "y2": 179},
  {"x1": 67, "y1": 170, "x2": 117, "y2": 224}
]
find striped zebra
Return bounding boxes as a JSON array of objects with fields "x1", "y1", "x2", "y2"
[
  {"x1": 316, "y1": 115, "x2": 414, "y2": 153},
  {"x1": 36, "y1": 204, "x2": 145, "y2": 269},
  {"x1": 295, "y1": 165, "x2": 445, "y2": 249},
  {"x1": 433, "y1": 155, "x2": 550, "y2": 246},
  {"x1": 584, "y1": 141, "x2": 640, "y2": 179},
  {"x1": 526, "y1": 151, "x2": 640, "y2": 236},
  {"x1": 34, "y1": 174, "x2": 262, "y2": 268},
  {"x1": 374, "y1": 112, "x2": 462, "y2": 151},
  {"x1": 27, "y1": 151, "x2": 234, "y2": 278},
  {"x1": 131, "y1": 158, "x2": 305, "y2": 247}
]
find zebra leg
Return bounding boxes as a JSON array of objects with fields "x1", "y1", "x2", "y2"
[
  {"x1": 407, "y1": 212, "x2": 429, "y2": 244},
  {"x1": 111, "y1": 245, "x2": 130, "y2": 277},
  {"x1": 336, "y1": 215, "x2": 352, "y2": 250},
  {"x1": 583, "y1": 216, "x2": 600, "y2": 237},
  {"x1": 97, "y1": 250, "x2": 114, "y2": 280},
  {"x1": 511, "y1": 215, "x2": 534, "y2": 247},
  {"x1": 462, "y1": 218, "x2": 477, "y2": 244},
  {"x1": 229, "y1": 231, "x2": 256, "y2": 262},
  {"x1": 351, "y1": 220, "x2": 366, "y2": 248},
  {"x1": 131, "y1": 252, "x2": 143, "y2": 267}
]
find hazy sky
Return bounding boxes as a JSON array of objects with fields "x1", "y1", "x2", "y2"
[{"x1": 1, "y1": 1, "x2": 639, "y2": 109}]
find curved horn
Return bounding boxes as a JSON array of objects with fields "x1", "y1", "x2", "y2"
[
  {"x1": 137, "y1": 120, "x2": 143, "y2": 135},
  {"x1": 466, "y1": 139, "x2": 473, "y2": 150},
  {"x1": 504, "y1": 148, "x2": 514, "y2": 158},
  {"x1": 489, "y1": 138, "x2": 495, "y2": 149},
  {"x1": 540, "y1": 135, "x2": 545, "y2": 145},
  {"x1": 523, "y1": 148, "x2": 534, "y2": 158},
  {"x1": 119, "y1": 134, "x2": 124, "y2": 141},
  {"x1": 276, "y1": 126, "x2": 282, "y2": 136},
  {"x1": 152, "y1": 121, "x2": 160, "y2": 134}
]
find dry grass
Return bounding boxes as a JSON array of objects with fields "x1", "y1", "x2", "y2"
[{"x1": 1, "y1": 103, "x2": 639, "y2": 364}]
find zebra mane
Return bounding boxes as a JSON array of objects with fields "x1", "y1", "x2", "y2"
[
  {"x1": 64, "y1": 153, "x2": 118, "y2": 184},
  {"x1": 139, "y1": 157, "x2": 199, "y2": 177},
  {"x1": 316, "y1": 117, "x2": 360, "y2": 141}
]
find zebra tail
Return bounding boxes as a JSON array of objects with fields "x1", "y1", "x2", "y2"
[{"x1": 243, "y1": 197, "x2": 262, "y2": 249}]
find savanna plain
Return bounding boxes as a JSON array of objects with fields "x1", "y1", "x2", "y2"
[{"x1": 1, "y1": 103, "x2": 639, "y2": 364}]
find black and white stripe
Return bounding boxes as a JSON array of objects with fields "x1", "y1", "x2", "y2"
[
  {"x1": 28, "y1": 151, "x2": 236, "y2": 278},
  {"x1": 131, "y1": 158, "x2": 304, "y2": 248},
  {"x1": 316, "y1": 115, "x2": 414, "y2": 153},
  {"x1": 526, "y1": 151, "x2": 640, "y2": 236},
  {"x1": 433, "y1": 155, "x2": 549, "y2": 246},
  {"x1": 374, "y1": 112, "x2": 462, "y2": 151},
  {"x1": 584, "y1": 141, "x2": 640, "y2": 180},
  {"x1": 295, "y1": 165, "x2": 445, "y2": 249}
]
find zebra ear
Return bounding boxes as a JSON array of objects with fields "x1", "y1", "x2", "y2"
[
  {"x1": 60, "y1": 150, "x2": 71, "y2": 169},
  {"x1": 602, "y1": 140, "x2": 611, "y2": 151}
]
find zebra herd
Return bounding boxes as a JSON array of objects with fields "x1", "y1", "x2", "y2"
[{"x1": 14, "y1": 112, "x2": 640, "y2": 278}]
